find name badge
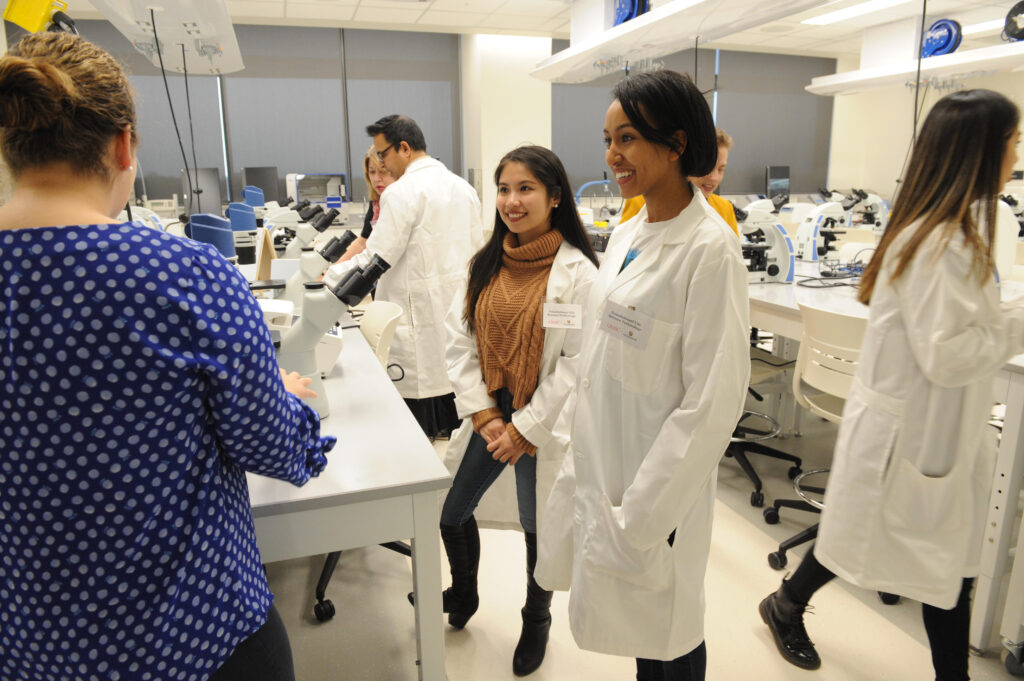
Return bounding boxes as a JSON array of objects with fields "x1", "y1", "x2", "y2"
[
  {"x1": 543, "y1": 302, "x2": 583, "y2": 329},
  {"x1": 601, "y1": 300, "x2": 652, "y2": 349}
]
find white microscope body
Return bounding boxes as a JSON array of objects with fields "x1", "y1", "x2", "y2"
[
  {"x1": 276, "y1": 255, "x2": 391, "y2": 418},
  {"x1": 278, "y1": 231, "x2": 356, "y2": 311},
  {"x1": 795, "y1": 202, "x2": 849, "y2": 261},
  {"x1": 740, "y1": 208, "x2": 795, "y2": 284}
]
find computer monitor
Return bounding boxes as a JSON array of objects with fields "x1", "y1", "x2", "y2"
[
  {"x1": 765, "y1": 165, "x2": 790, "y2": 209},
  {"x1": 243, "y1": 166, "x2": 280, "y2": 203},
  {"x1": 181, "y1": 167, "x2": 223, "y2": 216}
]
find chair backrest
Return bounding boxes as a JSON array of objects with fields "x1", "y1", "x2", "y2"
[
  {"x1": 792, "y1": 303, "x2": 867, "y2": 424},
  {"x1": 359, "y1": 300, "x2": 403, "y2": 367}
]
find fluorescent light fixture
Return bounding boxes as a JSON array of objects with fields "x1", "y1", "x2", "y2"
[
  {"x1": 962, "y1": 18, "x2": 1005, "y2": 35},
  {"x1": 801, "y1": 0, "x2": 911, "y2": 26}
]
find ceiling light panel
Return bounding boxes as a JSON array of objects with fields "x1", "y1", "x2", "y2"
[{"x1": 801, "y1": 0, "x2": 912, "y2": 26}]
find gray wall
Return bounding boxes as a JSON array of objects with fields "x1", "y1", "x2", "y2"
[
  {"x1": 551, "y1": 40, "x2": 835, "y2": 196},
  {"x1": 4, "y1": 21, "x2": 462, "y2": 209},
  {"x1": 715, "y1": 50, "x2": 835, "y2": 195},
  {"x1": 343, "y1": 29, "x2": 462, "y2": 203}
]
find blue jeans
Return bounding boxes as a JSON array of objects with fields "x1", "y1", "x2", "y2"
[{"x1": 440, "y1": 388, "x2": 538, "y2": 533}]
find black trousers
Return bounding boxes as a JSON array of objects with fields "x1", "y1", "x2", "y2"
[
  {"x1": 208, "y1": 604, "x2": 295, "y2": 681},
  {"x1": 636, "y1": 641, "x2": 707, "y2": 681},
  {"x1": 787, "y1": 544, "x2": 973, "y2": 681}
]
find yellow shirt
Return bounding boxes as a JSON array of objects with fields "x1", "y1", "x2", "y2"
[{"x1": 618, "y1": 195, "x2": 739, "y2": 236}]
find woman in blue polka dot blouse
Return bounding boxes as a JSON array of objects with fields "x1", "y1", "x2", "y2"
[{"x1": 0, "y1": 33, "x2": 336, "y2": 681}]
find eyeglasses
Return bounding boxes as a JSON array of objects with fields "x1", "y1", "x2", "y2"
[{"x1": 374, "y1": 144, "x2": 394, "y2": 162}]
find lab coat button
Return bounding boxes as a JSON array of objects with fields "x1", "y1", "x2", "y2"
[{"x1": 582, "y1": 378, "x2": 591, "y2": 389}]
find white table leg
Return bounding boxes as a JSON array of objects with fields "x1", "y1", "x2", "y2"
[
  {"x1": 411, "y1": 490, "x2": 447, "y2": 681},
  {"x1": 972, "y1": 372, "x2": 1024, "y2": 652}
]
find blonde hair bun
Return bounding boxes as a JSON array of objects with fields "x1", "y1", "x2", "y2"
[{"x1": 0, "y1": 55, "x2": 79, "y2": 132}]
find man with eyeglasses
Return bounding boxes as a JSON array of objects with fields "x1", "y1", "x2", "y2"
[{"x1": 325, "y1": 114, "x2": 484, "y2": 438}]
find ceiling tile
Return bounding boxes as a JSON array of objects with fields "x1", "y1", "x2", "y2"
[
  {"x1": 228, "y1": 1, "x2": 286, "y2": 18},
  {"x1": 286, "y1": 3, "x2": 357, "y2": 20},
  {"x1": 430, "y1": 0, "x2": 505, "y2": 11},
  {"x1": 358, "y1": 0, "x2": 435, "y2": 7},
  {"x1": 417, "y1": 9, "x2": 490, "y2": 26},
  {"x1": 495, "y1": 0, "x2": 568, "y2": 19},
  {"x1": 479, "y1": 13, "x2": 558, "y2": 30},
  {"x1": 352, "y1": 6, "x2": 427, "y2": 23}
]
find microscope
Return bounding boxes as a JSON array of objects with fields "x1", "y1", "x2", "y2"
[
  {"x1": 740, "y1": 207, "x2": 795, "y2": 284},
  {"x1": 278, "y1": 226, "x2": 356, "y2": 310},
  {"x1": 794, "y1": 202, "x2": 848, "y2": 261},
  {"x1": 276, "y1": 254, "x2": 391, "y2": 418}
]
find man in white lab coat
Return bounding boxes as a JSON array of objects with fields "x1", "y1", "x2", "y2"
[{"x1": 324, "y1": 115, "x2": 484, "y2": 436}]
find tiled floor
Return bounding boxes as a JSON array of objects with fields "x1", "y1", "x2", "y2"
[{"x1": 264, "y1": 416, "x2": 1017, "y2": 680}]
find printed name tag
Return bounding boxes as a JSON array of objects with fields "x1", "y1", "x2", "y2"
[
  {"x1": 600, "y1": 300, "x2": 652, "y2": 349},
  {"x1": 543, "y1": 302, "x2": 583, "y2": 329}
]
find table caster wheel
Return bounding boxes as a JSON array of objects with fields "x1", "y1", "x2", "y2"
[
  {"x1": 787, "y1": 466, "x2": 802, "y2": 480},
  {"x1": 768, "y1": 551, "x2": 787, "y2": 570},
  {"x1": 763, "y1": 507, "x2": 780, "y2": 524},
  {"x1": 751, "y1": 490, "x2": 765, "y2": 507},
  {"x1": 314, "y1": 599, "x2": 336, "y2": 622}
]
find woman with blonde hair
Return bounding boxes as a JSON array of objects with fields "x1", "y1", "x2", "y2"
[
  {"x1": 760, "y1": 89, "x2": 1022, "y2": 681},
  {"x1": 0, "y1": 32, "x2": 334, "y2": 681},
  {"x1": 335, "y1": 144, "x2": 395, "y2": 263}
]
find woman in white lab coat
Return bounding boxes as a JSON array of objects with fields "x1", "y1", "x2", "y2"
[
  {"x1": 759, "y1": 89, "x2": 1022, "y2": 681},
  {"x1": 535, "y1": 71, "x2": 750, "y2": 680},
  {"x1": 436, "y1": 146, "x2": 598, "y2": 676}
]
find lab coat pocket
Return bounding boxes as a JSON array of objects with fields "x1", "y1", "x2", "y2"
[
  {"x1": 583, "y1": 496, "x2": 672, "y2": 590},
  {"x1": 882, "y1": 458, "x2": 969, "y2": 534},
  {"x1": 602, "y1": 318, "x2": 680, "y2": 395}
]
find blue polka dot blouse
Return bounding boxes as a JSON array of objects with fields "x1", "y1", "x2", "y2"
[{"x1": 0, "y1": 222, "x2": 336, "y2": 681}]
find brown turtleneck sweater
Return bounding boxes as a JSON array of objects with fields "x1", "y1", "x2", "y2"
[{"x1": 470, "y1": 229, "x2": 563, "y2": 455}]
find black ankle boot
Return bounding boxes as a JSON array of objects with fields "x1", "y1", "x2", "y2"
[
  {"x1": 513, "y1": 531, "x2": 552, "y2": 676},
  {"x1": 759, "y1": 580, "x2": 821, "y2": 670}
]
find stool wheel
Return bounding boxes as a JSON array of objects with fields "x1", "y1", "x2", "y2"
[
  {"x1": 314, "y1": 599, "x2": 336, "y2": 622},
  {"x1": 768, "y1": 551, "x2": 787, "y2": 570},
  {"x1": 1004, "y1": 648, "x2": 1024, "y2": 677},
  {"x1": 763, "y1": 507, "x2": 780, "y2": 525},
  {"x1": 750, "y1": 490, "x2": 765, "y2": 507}
]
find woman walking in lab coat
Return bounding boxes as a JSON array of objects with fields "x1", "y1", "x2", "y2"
[
  {"x1": 759, "y1": 89, "x2": 1022, "y2": 681},
  {"x1": 536, "y1": 70, "x2": 750, "y2": 680},
  {"x1": 437, "y1": 145, "x2": 598, "y2": 676}
]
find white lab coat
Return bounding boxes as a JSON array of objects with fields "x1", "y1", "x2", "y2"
[
  {"x1": 325, "y1": 156, "x2": 484, "y2": 399},
  {"x1": 443, "y1": 241, "x2": 597, "y2": 531},
  {"x1": 536, "y1": 191, "x2": 750, "y2": 660},
  {"x1": 816, "y1": 222, "x2": 1024, "y2": 609}
]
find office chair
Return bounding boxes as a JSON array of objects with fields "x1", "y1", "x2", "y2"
[
  {"x1": 724, "y1": 344, "x2": 803, "y2": 507},
  {"x1": 764, "y1": 304, "x2": 865, "y2": 571},
  {"x1": 313, "y1": 301, "x2": 407, "y2": 622}
]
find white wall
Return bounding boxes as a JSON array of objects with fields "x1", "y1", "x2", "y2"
[
  {"x1": 827, "y1": 57, "x2": 1024, "y2": 200},
  {"x1": 460, "y1": 35, "x2": 552, "y2": 230}
]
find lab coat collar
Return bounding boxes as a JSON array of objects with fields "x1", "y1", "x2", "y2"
[
  {"x1": 662, "y1": 183, "x2": 715, "y2": 245},
  {"x1": 605, "y1": 183, "x2": 711, "y2": 294},
  {"x1": 401, "y1": 155, "x2": 444, "y2": 177}
]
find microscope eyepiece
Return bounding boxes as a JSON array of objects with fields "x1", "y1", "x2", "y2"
[
  {"x1": 319, "y1": 230, "x2": 357, "y2": 262},
  {"x1": 299, "y1": 204, "x2": 325, "y2": 222},
  {"x1": 332, "y1": 255, "x2": 391, "y2": 306},
  {"x1": 311, "y1": 208, "x2": 340, "y2": 232}
]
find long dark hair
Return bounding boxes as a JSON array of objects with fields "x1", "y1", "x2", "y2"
[
  {"x1": 858, "y1": 89, "x2": 1020, "y2": 304},
  {"x1": 464, "y1": 145, "x2": 599, "y2": 331}
]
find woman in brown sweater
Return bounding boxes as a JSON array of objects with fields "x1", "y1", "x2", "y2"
[{"x1": 438, "y1": 146, "x2": 599, "y2": 675}]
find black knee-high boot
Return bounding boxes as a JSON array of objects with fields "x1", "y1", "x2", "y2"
[
  {"x1": 513, "y1": 531, "x2": 553, "y2": 676},
  {"x1": 440, "y1": 516, "x2": 480, "y2": 629}
]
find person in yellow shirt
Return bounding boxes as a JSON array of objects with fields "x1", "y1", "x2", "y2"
[{"x1": 620, "y1": 128, "x2": 738, "y2": 236}]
